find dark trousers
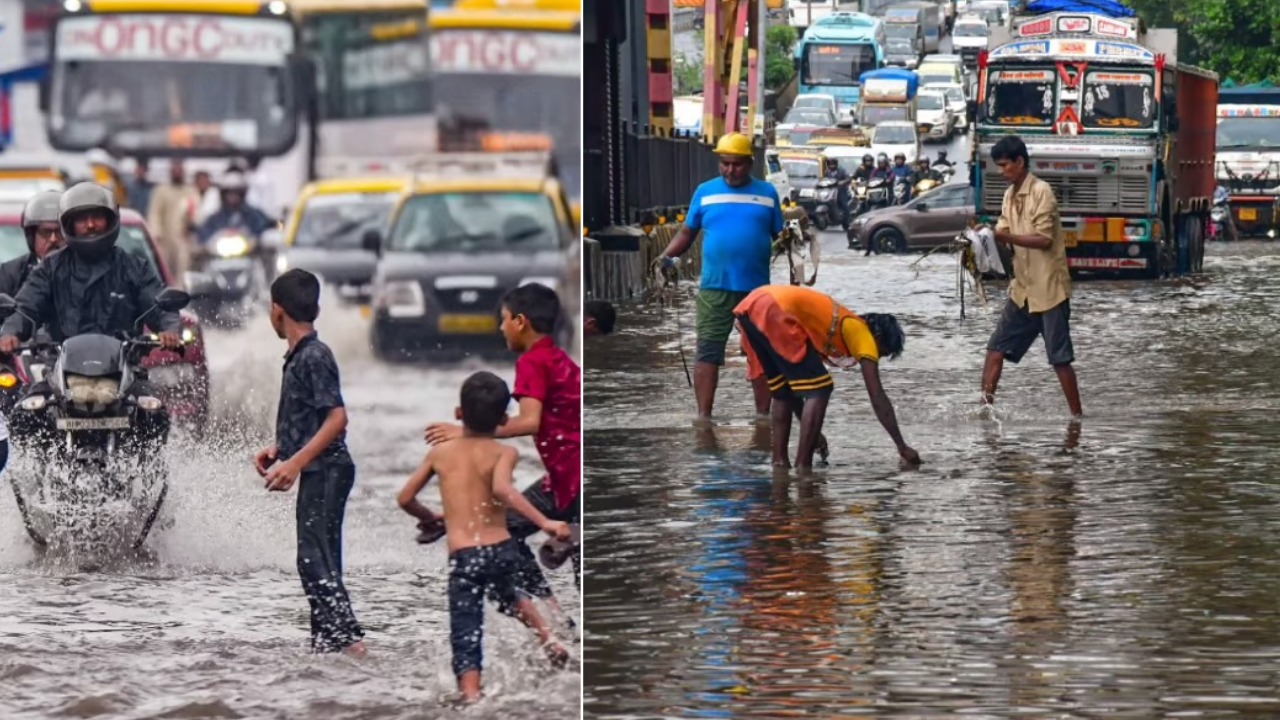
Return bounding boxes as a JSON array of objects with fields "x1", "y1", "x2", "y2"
[
  {"x1": 296, "y1": 462, "x2": 363, "y2": 652},
  {"x1": 448, "y1": 537, "x2": 522, "y2": 676},
  {"x1": 503, "y1": 481, "x2": 581, "y2": 614}
]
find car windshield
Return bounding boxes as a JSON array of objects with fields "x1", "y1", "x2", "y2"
[
  {"x1": 920, "y1": 73, "x2": 953, "y2": 87},
  {"x1": 389, "y1": 191, "x2": 560, "y2": 253},
  {"x1": 781, "y1": 158, "x2": 820, "y2": 178},
  {"x1": 945, "y1": 87, "x2": 964, "y2": 104},
  {"x1": 919, "y1": 94, "x2": 945, "y2": 110},
  {"x1": 955, "y1": 23, "x2": 989, "y2": 37},
  {"x1": 295, "y1": 192, "x2": 397, "y2": 249},
  {"x1": 887, "y1": 40, "x2": 914, "y2": 54},
  {"x1": 784, "y1": 109, "x2": 832, "y2": 126},
  {"x1": 0, "y1": 224, "x2": 29, "y2": 263},
  {"x1": 793, "y1": 97, "x2": 832, "y2": 110},
  {"x1": 874, "y1": 126, "x2": 915, "y2": 144},
  {"x1": 118, "y1": 224, "x2": 163, "y2": 279}
]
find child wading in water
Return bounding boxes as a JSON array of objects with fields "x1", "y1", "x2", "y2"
[
  {"x1": 398, "y1": 371, "x2": 571, "y2": 701},
  {"x1": 426, "y1": 283, "x2": 582, "y2": 622},
  {"x1": 256, "y1": 269, "x2": 365, "y2": 655}
]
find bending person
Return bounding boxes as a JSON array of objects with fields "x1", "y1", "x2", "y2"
[{"x1": 733, "y1": 285, "x2": 922, "y2": 469}]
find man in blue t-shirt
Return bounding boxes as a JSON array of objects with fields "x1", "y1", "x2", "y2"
[{"x1": 658, "y1": 133, "x2": 784, "y2": 420}]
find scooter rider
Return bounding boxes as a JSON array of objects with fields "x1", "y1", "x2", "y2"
[
  {"x1": 890, "y1": 153, "x2": 913, "y2": 202},
  {"x1": 0, "y1": 182, "x2": 183, "y2": 354},
  {"x1": 870, "y1": 154, "x2": 894, "y2": 180},
  {"x1": 934, "y1": 150, "x2": 954, "y2": 171},
  {"x1": 196, "y1": 170, "x2": 275, "y2": 244},
  {"x1": 910, "y1": 157, "x2": 945, "y2": 188},
  {"x1": 826, "y1": 161, "x2": 852, "y2": 225},
  {"x1": 0, "y1": 190, "x2": 65, "y2": 297},
  {"x1": 853, "y1": 154, "x2": 877, "y2": 182}
]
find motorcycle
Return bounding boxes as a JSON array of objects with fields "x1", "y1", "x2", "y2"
[
  {"x1": 913, "y1": 173, "x2": 949, "y2": 198},
  {"x1": 893, "y1": 175, "x2": 911, "y2": 205},
  {"x1": 1209, "y1": 189, "x2": 1234, "y2": 242},
  {"x1": 865, "y1": 176, "x2": 892, "y2": 213},
  {"x1": 0, "y1": 288, "x2": 192, "y2": 551},
  {"x1": 185, "y1": 226, "x2": 281, "y2": 329}
]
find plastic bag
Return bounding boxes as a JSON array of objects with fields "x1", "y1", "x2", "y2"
[{"x1": 963, "y1": 226, "x2": 1007, "y2": 277}]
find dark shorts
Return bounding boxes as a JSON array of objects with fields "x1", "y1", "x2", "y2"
[
  {"x1": 695, "y1": 288, "x2": 751, "y2": 365},
  {"x1": 987, "y1": 298, "x2": 1075, "y2": 365},
  {"x1": 736, "y1": 311, "x2": 834, "y2": 400},
  {"x1": 448, "y1": 537, "x2": 522, "y2": 677}
]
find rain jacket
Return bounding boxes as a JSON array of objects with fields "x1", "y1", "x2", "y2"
[
  {"x1": 196, "y1": 205, "x2": 275, "y2": 244},
  {"x1": 0, "y1": 247, "x2": 181, "y2": 342}
]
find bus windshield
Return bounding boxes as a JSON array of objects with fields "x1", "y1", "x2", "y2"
[
  {"x1": 984, "y1": 68, "x2": 1055, "y2": 126},
  {"x1": 302, "y1": 8, "x2": 432, "y2": 128},
  {"x1": 431, "y1": 28, "x2": 581, "y2": 199},
  {"x1": 803, "y1": 43, "x2": 877, "y2": 86},
  {"x1": 1083, "y1": 71, "x2": 1154, "y2": 129},
  {"x1": 48, "y1": 13, "x2": 298, "y2": 156}
]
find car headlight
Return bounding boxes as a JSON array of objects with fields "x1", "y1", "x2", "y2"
[
  {"x1": 381, "y1": 280, "x2": 426, "y2": 318},
  {"x1": 520, "y1": 277, "x2": 560, "y2": 293},
  {"x1": 215, "y1": 234, "x2": 251, "y2": 258}
]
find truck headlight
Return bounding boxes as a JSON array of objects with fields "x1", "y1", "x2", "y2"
[
  {"x1": 215, "y1": 234, "x2": 251, "y2": 258},
  {"x1": 382, "y1": 281, "x2": 426, "y2": 318},
  {"x1": 1123, "y1": 224, "x2": 1148, "y2": 240}
]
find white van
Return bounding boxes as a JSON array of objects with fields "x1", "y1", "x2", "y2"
[{"x1": 952, "y1": 14, "x2": 990, "y2": 65}]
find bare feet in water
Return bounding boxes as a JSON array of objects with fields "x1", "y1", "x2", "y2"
[{"x1": 344, "y1": 640, "x2": 367, "y2": 658}]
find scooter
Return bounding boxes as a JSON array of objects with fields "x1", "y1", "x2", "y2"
[
  {"x1": 812, "y1": 177, "x2": 849, "y2": 231},
  {"x1": 892, "y1": 175, "x2": 911, "y2": 205},
  {"x1": 1209, "y1": 188, "x2": 1234, "y2": 242},
  {"x1": 185, "y1": 226, "x2": 281, "y2": 329},
  {"x1": 864, "y1": 176, "x2": 892, "y2": 213}
]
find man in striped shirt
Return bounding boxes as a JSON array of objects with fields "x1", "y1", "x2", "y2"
[{"x1": 659, "y1": 133, "x2": 784, "y2": 421}]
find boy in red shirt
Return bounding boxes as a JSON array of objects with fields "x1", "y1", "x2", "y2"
[{"x1": 426, "y1": 283, "x2": 581, "y2": 623}]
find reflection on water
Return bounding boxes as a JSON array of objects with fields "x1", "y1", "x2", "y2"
[{"x1": 585, "y1": 240, "x2": 1280, "y2": 717}]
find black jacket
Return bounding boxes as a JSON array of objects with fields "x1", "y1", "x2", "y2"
[
  {"x1": 0, "y1": 246, "x2": 181, "y2": 342},
  {"x1": 0, "y1": 252, "x2": 35, "y2": 299}
]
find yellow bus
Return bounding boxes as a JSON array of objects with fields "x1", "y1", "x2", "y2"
[
  {"x1": 42, "y1": 0, "x2": 304, "y2": 161},
  {"x1": 289, "y1": 0, "x2": 435, "y2": 178},
  {"x1": 429, "y1": 0, "x2": 581, "y2": 199}
]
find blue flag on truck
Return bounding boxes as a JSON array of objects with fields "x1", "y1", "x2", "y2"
[{"x1": 1024, "y1": 0, "x2": 1137, "y2": 17}]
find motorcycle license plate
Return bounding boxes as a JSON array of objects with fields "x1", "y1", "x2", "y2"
[
  {"x1": 438, "y1": 314, "x2": 497, "y2": 334},
  {"x1": 1239, "y1": 208, "x2": 1258, "y2": 221},
  {"x1": 800, "y1": 188, "x2": 815, "y2": 198},
  {"x1": 1064, "y1": 230, "x2": 1079, "y2": 248},
  {"x1": 56, "y1": 417, "x2": 131, "y2": 431}
]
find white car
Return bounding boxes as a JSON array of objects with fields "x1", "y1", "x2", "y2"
[
  {"x1": 952, "y1": 16, "x2": 990, "y2": 61},
  {"x1": 926, "y1": 82, "x2": 969, "y2": 129},
  {"x1": 916, "y1": 89, "x2": 955, "y2": 141},
  {"x1": 870, "y1": 121, "x2": 922, "y2": 165},
  {"x1": 791, "y1": 93, "x2": 839, "y2": 120}
]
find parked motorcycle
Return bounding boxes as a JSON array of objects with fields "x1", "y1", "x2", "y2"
[
  {"x1": 185, "y1": 227, "x2": 281, "y2": 329},
  {"x1": 0, "y1": 288, "x2": 192, "y2": 551}
]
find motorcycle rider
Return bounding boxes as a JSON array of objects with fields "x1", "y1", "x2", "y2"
[
  {"x1": 0, "y1": 182, "x2": 183, "y2": 356},
  {"x1": 870, "y1": 153, "x2": 894, "y2": 181},
  {"x1": 910, "y1": 157, "x2": 945, "y2": 190},
  {"x1": 825, "y1": 161, "x2": 852, "y2": 226},
  {"x1": 890, "y1": 153, "x2": 913, "y2": 203},
  {"x1": 0, "y1": 191, "x2": 65, "y2": 297},
  {"x1": 853, "y1": 154, "x2": 877, "y2": 182},
  {"x1": 934, "y1": 150, "x2": 954, "y2": 171},
  {"x1": 195, "y1": 170, "x2": 276, "y2": 244}
]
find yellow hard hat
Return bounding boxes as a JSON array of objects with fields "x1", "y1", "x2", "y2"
[{"x1": 713, "y1": 133, "x2": 753, "y2": 157}]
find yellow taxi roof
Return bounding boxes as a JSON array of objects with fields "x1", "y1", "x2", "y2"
[
  {"x1": 301, "y1": 177, "x2": 411, "y2": 196},
  {"x1": 409, "y1": 176, "x2": 549, "y2": 194},
  {"x1": 82, "y1": 0, "x2": 268, "y2": 14}
]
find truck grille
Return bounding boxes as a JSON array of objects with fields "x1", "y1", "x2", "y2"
[{"x1": 982, "y1": 174, "x2": 1150, "y2": 214}]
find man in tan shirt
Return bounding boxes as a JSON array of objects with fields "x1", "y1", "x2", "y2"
[
  {"x1": 981, "y1": 135, "x2": 1082, "y2": 417},
  {"x1": 146, "y1": 158, "x2": 198, "y2": 282}
]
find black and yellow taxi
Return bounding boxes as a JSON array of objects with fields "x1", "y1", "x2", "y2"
[
  {"x1": 362, "y1": 153, "x2": 575, "y2": 361},
  {"x1": 277, "y1": 176, "x2": 408, "y2": 304}
]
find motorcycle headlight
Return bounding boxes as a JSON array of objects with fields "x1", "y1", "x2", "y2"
[
  {"x1": 19, "y1": 395, "x2": 45, "y2": 411},
  {"x1": 215, "y1": 234, "x2": 251, "y2": 258}
]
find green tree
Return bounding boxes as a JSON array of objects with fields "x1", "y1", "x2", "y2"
[
  {"x1": 674, "y1": 52, "x2": 703, "y2": 95},
  {"x1": 764, "y1": 24, "x2": 798, "y2": 90},
  {"x1": 1127, "y1": 0, "x2": 1280, "y2": 84}
]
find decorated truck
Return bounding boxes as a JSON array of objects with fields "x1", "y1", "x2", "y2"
[
  {"x1": 1215, "y1": 83, "x2": 1280, "y2": 238},
  {"x1": 972, "y1": 0, "x2": 1218, "y2": 278}
]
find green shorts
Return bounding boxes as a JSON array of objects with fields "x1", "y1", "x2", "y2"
[{"x1": 695, "y1": 288, "x2": 751, "y2": 365}]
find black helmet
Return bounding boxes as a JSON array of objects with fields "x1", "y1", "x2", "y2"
[
  {"x1": 21, "y1": 190, "x2": 62, "y2": 250},
  {"x1": 58, "y1": 182, "x2": 120, "y2": 263},
  {"x1": 862, "y1": 154, "x2": 874, "y2": 164},
  {"x1": 937, "y1": 150, "x2": 949, "y2": 161}
]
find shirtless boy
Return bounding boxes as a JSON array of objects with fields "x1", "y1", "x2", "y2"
[{"x1": 396, "y1": 371, "x2": 572, "y2": 701}]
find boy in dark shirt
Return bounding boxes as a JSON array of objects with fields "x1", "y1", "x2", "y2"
[
  {"x1": 584, "y1": 300, "x2": 616, "y2": 336},
  {"x1": 255, "y1": 268, "x2": 365, "y2": 656},
  {"x1": 426, "y1": 283, "x2": 581, "y2": 622},
  {"x1": 398, "y1": 371, "x2": 571, "y2": 702}
]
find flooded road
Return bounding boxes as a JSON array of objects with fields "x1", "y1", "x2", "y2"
[
  {"x1": 584, "y1": 237, "x2": 1280, "y2": 718},
  {"x1": 0, "y1": 291, "x2": 582, "y2": 719}
]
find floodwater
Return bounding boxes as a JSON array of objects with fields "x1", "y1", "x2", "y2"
[
  {"x1": 0, "y1": 288, "x2": 582, "y2": 719},
  {"x1": 585, "y1": 237, "x2": 1280, "y2": 718}
]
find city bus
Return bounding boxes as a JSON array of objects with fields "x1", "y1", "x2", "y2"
[
  {"x1": 794, "y1": 12, "x2": 886, "y2": 120},
  {"x1": 428, "y1": 0, "x2": 581, "y2": 199},
  {"x1": 40, "y1": 0, "x2": 311, "y2": 215},
  {"x1": 290, "y1": 0, "x2": 435, "y2": 179}
]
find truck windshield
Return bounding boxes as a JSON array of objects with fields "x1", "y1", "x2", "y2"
[
  {"x1": 1217, "y1": 117, "x2": 1280, "y2": 149},
  {"x1": 861, "y1": 105, "x2": 909, "y2": 125},
  {"x1": 985, "y1": 68, "x2": 1055, "y2": 126},
  {"x1": 954, "y1": 23, "x2": 989, "y2": 37},
  {"x1": 48, "y1": 14, "x2": 298, "y2": 155},
  {"x1": 803, "y1": 43, "x2": 877, "y2": 85},
  {"x1": 1083, "y1": 71, "x2": 1154, "y2": 129}
]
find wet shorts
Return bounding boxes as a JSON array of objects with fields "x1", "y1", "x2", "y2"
[
  {"x1": 987, "y1": 298, "x2": 1075, "y2": 365},
  {"x1": 735, "y1": 311, "x2": 834, "y2": 400},
  {"x1": 695, "y1": 288, "x2": 751, "y2": 365},
  {"x1": 448, "y1": 537, "x2": 522, "y2": 677}
]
